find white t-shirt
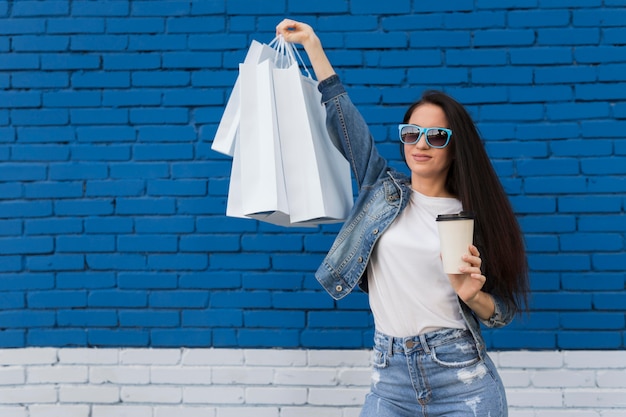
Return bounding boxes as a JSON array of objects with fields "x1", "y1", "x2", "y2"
[{"x1": 367, "y1": 189, "x2": 467, "y2": 337}]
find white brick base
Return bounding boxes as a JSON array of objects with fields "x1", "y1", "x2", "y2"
[{"x1": 0, "y1": 349, "x2": 625, "y2": 416}]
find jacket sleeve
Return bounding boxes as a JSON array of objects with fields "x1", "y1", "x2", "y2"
[
  {"x1": 317, "y1": 75, "x2": 387, "y2": 191},
  {"x1": 479, "y1": 293, "x2": 517, "y2": 328}
]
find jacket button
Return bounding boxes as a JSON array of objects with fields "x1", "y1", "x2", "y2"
[
  {"x1": 357, "y1": 256, "x2": 363, "y2": 263},
  {"x1": 372, "y1": 228, "x2": 379, "y2": 235},
  {"x1": 335, "y1": 285, "x2": 343, "y2": 292}
]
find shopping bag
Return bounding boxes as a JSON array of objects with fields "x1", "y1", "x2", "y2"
[
  {"x1": 235, "y1": 58, "x2": 291, "y2": 226},
  {"x1": 212, "y1": 40, "x2": 278, "y2": 156},
  {"x1": 272, "y1": 39, "x2": 353, "y2": 224}
]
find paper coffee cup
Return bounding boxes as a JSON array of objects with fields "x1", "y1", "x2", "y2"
[{"x1": 436, "y1": 212, "x2": 474, "y2": 274}]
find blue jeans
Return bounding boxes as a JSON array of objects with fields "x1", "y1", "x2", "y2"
[{"x1": 360, "y1": 328, "x2": 508, "y2": 417}]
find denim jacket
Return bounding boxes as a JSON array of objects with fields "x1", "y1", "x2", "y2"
[{"x1": 314, "y1": 75, "x2": 516, "y2": 354}]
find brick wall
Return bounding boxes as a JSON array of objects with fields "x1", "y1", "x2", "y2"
[
  {"x1": 0, "y1": 349, "x2": 625, "y2": 416},
  {"x1": 1, "y1": 1, "x2": 626, "y2": 412},
  {"x1": 1, "y1": 0, "x2": 625, "y2": 349}
]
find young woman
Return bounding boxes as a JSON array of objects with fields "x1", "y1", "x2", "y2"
[{"x1": 276, "y1": 19, "x2": 529, "y2": 417}]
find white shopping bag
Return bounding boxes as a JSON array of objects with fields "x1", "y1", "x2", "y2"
[
  {"x1": 234, "y1": 58, "x2": 291, "y2": 226},
  {"x1": 212, "y1": 40, "x2": 278, "y2": 156},
  {"x1": 272, "y1": 40, "x2": 353, "y2": 224}
]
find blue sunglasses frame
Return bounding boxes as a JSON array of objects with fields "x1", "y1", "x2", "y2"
[{"x1": 398, "y1": 124, "x2": 453, "y2": 149}]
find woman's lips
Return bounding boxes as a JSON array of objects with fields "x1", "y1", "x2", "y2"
[{"x1": 411, "y1": 153, "x2": 431, "y2": 162}]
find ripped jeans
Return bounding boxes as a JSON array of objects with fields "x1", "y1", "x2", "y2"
[{"x1": 360, "y1": 328, "x2": 507, "y2": 417}]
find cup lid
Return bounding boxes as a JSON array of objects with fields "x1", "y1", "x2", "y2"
[{"x1": 436, "y1": 211, "x2": 474, "y2": 221}]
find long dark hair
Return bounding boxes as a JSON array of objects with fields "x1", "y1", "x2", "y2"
[{"x1": 403, "y1": 90, "x2": 529, "y2": 312}]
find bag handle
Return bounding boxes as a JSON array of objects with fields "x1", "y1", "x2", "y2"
[{"x1": 272, "y1": 35, "x2": 313, "y2": 79}]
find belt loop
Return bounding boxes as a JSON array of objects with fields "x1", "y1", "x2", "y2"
[
  {"x1": 419, "y1": 333, "x2": 430, "y2": 354},
  {"x1": 387, "y1": 335, "x2": 394, "y2": 357}
]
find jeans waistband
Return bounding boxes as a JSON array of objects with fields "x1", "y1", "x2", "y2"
[{"x1": 374, "y1": 327, "x2": 471, "y2": 355}]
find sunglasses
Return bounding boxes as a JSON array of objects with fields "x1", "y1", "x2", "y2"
[{"x1": 398, "y1": 124, "x2": 453, "y2": 149}]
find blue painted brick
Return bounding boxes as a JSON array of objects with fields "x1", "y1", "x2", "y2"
[
  {"x1": 300, "y1": 330, "x2": 364, "y2": 348},
  {"x1": 86, "y1": 254, "x2": 146, "y2": 270},
  {"x1": 0, "y1": 201, "x2": 52, "y2": 218},
  {"x1": 151, "y1": 329, "x2": 211, "y2": 347},
  {"x1": 57, "y1": 236, "x2": 115, "y2": 253},
  {"x1": 238, "y1": 329, "x2": 300, "y2": 348},
  {"x1": 244, "y1": 311, "x2": 304, "y2": 328},
  {"x1": 561, "y1": 312, "x2": 625, "y2": 330},
  {"x1": 180, "y1": 235, "x2": 239, "y2": 252},
  {"x1": 0, "y1": 220, "x2": 22, "y2": 236},
  {"x1": 530, "y1": 292, "x2": 592, "y2": 310},
  {"x1": 71, "y1": 71, "x2": 130, "y2": 88},
  {"x1": 578, "y1": 215, "x2": 626, "y2": 232},
  {"x1": 149, "y1": 291, "x2": 208, "y2": 308},
  {"x1": 25, "y1": 218, "x2": 82, "y2": 235},
  {"x1": 84, "y1": 217, "x2": 134, "y2": 234},
  {"x1": 0, "y1": 91, "x2": 41, "y2": 108},
  {"x1": 593, "y1": 293, "x2": 626, "y2": 310},
  {"x1": 87, "y1": 329, "x2": 149, "y2": 347},
  {"x1": 0, "y1": 237, "x2": 53, "y2": 254},
  {"x1": 491, "y1": 330, "x2": 556, "y2": 349},
  {"x1": 180, "y1": 272, "x2": 241, "y2": 290},
  {"x1": 241, "y1": 272, "x2": 301, "y2": 291},
  {"x1": 561, "y1": 273, "x2": 625, "y2": 291},
  {"x1": 0, "y1": 331, "x2": 25, "y2": 348},
  {"x1": 18, "y1": 126, "x2": 75, "y2": 143},
  {"x1": 573, "y1": 8, "x2": 626, "y2": 27},
  {"x1": 107, "y1": 18, "x2": 164, "y2": 34},
  {"x1": 272, "y1": 291, "x2": 335, "y2": 309},
  {"x1": 132, "y1": 71, "x2": 190, "y2": 87},
  {"x1": 133, "y1": 145, "x2": 194, "y2": 161},
  {"x1": 71, "y1": 109, "x2": 128, "y2": 125},
  {"x1": 13, "y1": 145, "x2": 70, "y2": 161},
  {"x1": 70, "y1": 0, "x2": 130, "y2": 17},
  {"x1": 559, "y1": 196, "x2": 622, "y2": 213},
  {"x1": 24, "y1": 182, "x2": 82, "y2": 199},
  {"x1": 132, "y1": 1, "x2": 190, "y2": 16},
  {"x1": 43, "y1": 91, "x2": 101, "y2": 107},
  {"x1": 308, "y1": 311, "x2": 372, "y2": 328},
  {"x1": 27, "y1": 291, "x2": 86, "y2": 308},
  {"x1": 117, "y1": 272, "x2": 178, "y2": 289},
  {"x1": 86, "y1": 180, "x2": 143, "y2": 197},
  {"x1": 582, "y1": 157, "x2": 626, "y2": 174},
  {"x1": 71, "y1": 35, "x2": 128, "y2": 51},
  {"x1": 0, "y1": 18, "x2": 45, "y2": 34},
  {"x1": 0, "y1": 311, "x2": 55, "y2": 328},
  {"x1": 510, "y1": 196, "x2": 556, "y2": 214},
  {"x1": 0, "y1": 256, "x2": 21, "y2": 272},
  {"x1": 116, "y1": 198, "x2": 175, "y2": 215},
  {"x1": 128, "y1": 34, "x2": 187, "y2": 51},
  {"x1": 592, "y1": 253, "x2": 626, "y2": 271},
  {"x1": 119, "y1": 310, "x2": 180, "y2": 327},
  {"x1": 529, "y1": 253, "x2": 591, "y2": 272},
  {"x1": 475, "y1": 30, "x2": 535, "y2": 47},
  {"x1": 210, "y1": 291, "x2": 271, "y2": 308},
  {"x1": 103, "y1": 53, "x2": 160, "y2": 69},
  {"x1": 135, "y1": 217, "x2": 194, "y2": 234},
  {"x1": 110, "y1": 163, "x2": 169, "y2": 179},
  {"x1": 196, "y1": 216, "x2": 256, "y2": 233},
  {"x1": 183, "y1": 309, "x2": 242, "y2": 327},
  {"x1": 118, "y1": 235, "x2": 177, "y2": 252},
  {"x1": 28, "y1": 330, "x2": 87, "y2": 347},
  {"x1": 410, "y1": 31, "x2": 471, "y2": 48},
  {"x1": 0, "y1": 292, "x2": 25, "y2": 309},
  {"x1": 54, "y1": 199, "x2": 114, "y2": 216},
  {"x1": 0, "y1": 163, "x2": 47, "y2": 181},
  {"x1": 26, "y1": 254, "x2": 85, "y2": 271},
  {"x1": 130, "y1": 108, "x2": 188, "y2": 124},
  {"x1": 48, "y1": 18, "x2": 105, "y2": 33},
  {"x1": 447, "y1": 50, "x2": 507, "y2": 67},
  {"x1": 529, "y1": 273, "x2": 561, "y2": 291},
  {"x1": 13, "y1": 0, "x2": 69, "y2": 16},
  {"x1": 57, "y1": 272, "x2": 116, "y2": 289},
  {"x1": 558, "y1": 331, "x2": 622, "y2": 349},
  {"x1": 148, "y1": 254, "x2": 208, "y2": 270},
  {"x1": 524, "y1": 176, "x2": 587, "y2": 194},
  {"x1": 472, "y1": 67, "x2": 533, "y2": 85},
  {"x1": 561, "y1": 233, "x2": 623, "y2": 252},
  {"x1": 0, "y1": 274, "x2": 54, "y2": 290},
  {"x1": 11, "y1": 72, "x2": 69, "y2": 88},
  {"x1": 41, "y1": 54, "x2": 101, "y2": 70},
  {"x1": 88, "y1": 290, "x2": 147, "y2": 307}
]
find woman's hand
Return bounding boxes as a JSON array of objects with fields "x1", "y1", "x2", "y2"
[
  {"x1": 447, "y1": 244, "x2": 495, "y2": 320},
  {"x1": 276, "y1": 19, "x2": 318, "y2": 49},
  {"x1": 275, "y1": 19, "x2": 336, "y2": 82}
]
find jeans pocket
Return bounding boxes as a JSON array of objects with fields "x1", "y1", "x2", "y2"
[
  {"x1": 431, "y1": 338, "x2": 480, "y2": 368},
  {"x1": 371, "y1": 347, "x2": 389, "y2": 369}
]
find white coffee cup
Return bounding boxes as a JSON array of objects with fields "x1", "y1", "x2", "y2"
[{"x1": 436, "y1": 212, "x2": 475, "y2": 274}]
